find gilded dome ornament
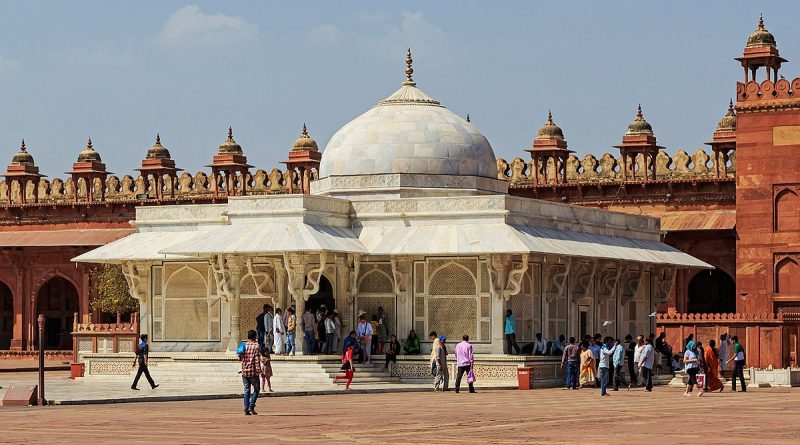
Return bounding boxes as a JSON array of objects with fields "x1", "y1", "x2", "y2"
[
  {"x1": 146, "y1": 133, "x2": 172, "y2": 159},
  {"x1": 404, "y1": 48, "x2": 415, "y2": 86},
  {"x1": 292, "y1": 123, "x2": 319, "y2": 151},
  {"x1": 746, "y1": 14, "x2": 777, "y2": 48},
  {"x1": 716, "y1": 99, "x2": 737, "y2": 132},
  {"x1": 11, "y1": 139, "x2": 35, "y2": 165},
  {"x1": 218, "y1": 127, "x2": 243, "y2": 155},
  {"x1": 536, "y1": 110, "x2": 565, "y2": 140},
  {"x1": 77, "y1": 137, "x2": 102, "y2": 163},
  {"x1": 626, "y1": 104, "x2": 654, "y2": 135}
]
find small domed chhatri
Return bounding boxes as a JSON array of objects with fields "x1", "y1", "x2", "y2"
[
  {"x1": 146, "y1": 134, "x2": 172, "y2": 159},
  {"x1": 11, "y1": 139, "x2": 35, "y2": 165},
  {"x1": 716, "y1": 100, "x2": 737, "y2": 132},
  {"x1": 746, "y1": 14, "x2": 777, "y2": 49},
  {"x1": 536, "y1": 111, "x2": 565, "y2": 141},
  {"x1": 292, "y1": 124, "x2": 318, "y2": 151},
  {"x1": 626, "y1": 105, "x2": 654, "y2": 135},
  {"x1": 77, "y1": 137, "x2": 102, "y2": 163},
  {"x1": 218, "y1": 127, "x2": 243, "y2": 155}
]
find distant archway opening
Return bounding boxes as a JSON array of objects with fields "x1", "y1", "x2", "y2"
[
  {"x1": 306, "y1": 276, "x2": 334, "y2": 314},
  {"x1": 36, "y1": 276, "x2": 78, "y2": 350},
  {"x1": 0, "y1": 282, "x2": 12, "y2": 349},
  {"x1": 687, "y1": 269, "x2": 736, "y2": 314}
]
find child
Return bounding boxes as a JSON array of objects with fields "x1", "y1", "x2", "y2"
[
  {"x1": 384, "y1": 334, "x2": 401, "y2": 371},
  {"x1": 672, "y1": 354, "x2": 682, "y2": 372},
  {"x1": 334, "y1": 343, "x2": 356, "y2": 390},
  {"x1": 260, "y1": 347, "x2": 273, "y2": 392}
]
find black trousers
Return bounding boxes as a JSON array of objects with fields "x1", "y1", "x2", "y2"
[
  {"x1": 505, "y1": 334, "x2": 520, "y2": 355},
  {"x1": 732, "y1": 360, "x2": 747, "y2": 391},
  {"x1": 132, "y1": 362, "x2": 156, "y2": 389},
  {"x1": 455, "y1": 365, "x2": 475, "y2": 393},
  {"x1": 612, "y1": 365, "x2": 623, "y2": 390}
]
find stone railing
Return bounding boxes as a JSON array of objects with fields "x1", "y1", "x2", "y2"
[
  {"x1": 0, "y1": 167, "x2": 312, "y2": 206},
  {"x1": 656, "y1": 312, "x2": 786, "y2": 369},
  {"x1": 737, "y1": 78, "x2": 800, "y2": 102},
  {"x1": 72, "y1": 312, "x2": 140, "y2": 361},
  {"x1": 497, "y1": 147, "x2": 735, "y2": 184}
]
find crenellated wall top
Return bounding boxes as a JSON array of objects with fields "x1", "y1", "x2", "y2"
[
  {"x1": 496, "y1": 147, "x2": 735, "y2": 185},
  {"x1": 737, "y1": 78, "x2": 800, "y2": 105}
]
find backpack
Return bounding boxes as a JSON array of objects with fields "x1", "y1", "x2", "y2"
[{"x1": 236, "y1": 341, "x2": 247, "y2": 357}]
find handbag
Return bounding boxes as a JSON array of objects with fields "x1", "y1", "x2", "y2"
[
  {"x1": 431, "y1": 362, "x2": 437, "y2": 376},
  {"x1": 467, "y1": 367, "x2": 476, "y2": 384}
]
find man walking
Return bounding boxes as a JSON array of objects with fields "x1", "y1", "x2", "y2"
[
  {"x1": 454, "y1": 335, "x2": 476, "y2": 394},
  {"x1": 239, "y1": 330, "x2": 262, "y2": 415},
  {"x1": 131, "y1": 334, "x2": 159, "y2": 390},
  {"x1": 273, "y1": 307, "x2": 285, "y2": 355},
  {"x1": 285, "y1": 307, "x2": 296, "y2": 356},
  {"x1": 638, "y1": 336, "x2": 656, "y2": 392},
  {"x1": 256, "y1": 304, "x2": 269, "y2": 349},
  {"x1": 727, "y1": 335, "x2": 747, "y2": 392},
  {"x1": 611, "y1": 338, "x2": 625, "y2": 390},
  {"x1": 264, "y1": 305, "x2": 274, "y2": 352},
  {"x1": 561, "y1": 337, "x2": 580, "y2": 390},
  {"x1": 504, "y1": 309, "x2": 521, "y2": 355},
  {"x1": 633, "y1": 335, "x2": 645, "y2": 387},
  {"x1": 598, "y1": 337, "x2": 615, "y2": 396},
  {"x1": 302, "y1": 307, "x2": 316, "y2": 354},
  {"x1": 433, "y1": 335, "x2": 449, "y2": 391},
  {"x1": 719, "y1": 333, "x2": 732, "y2": 371}
]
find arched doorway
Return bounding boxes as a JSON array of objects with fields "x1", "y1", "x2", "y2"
[
  {"x1": 687, "y1": 269, "x2": 736, "y2": 314},
  {"x1": 0, "y1": 282, "x2": 12, "y2": 349},
  {"x1": 306, "y1": 276, "x2": 334, "y2": 314},
  {"x1": 36, "y1": 276, "x2": 79, "y2": 350}
]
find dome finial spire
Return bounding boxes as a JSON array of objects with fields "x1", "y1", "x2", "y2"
[
  {"x1": 155, "y1": 133, "x2": 161, "y2": 145},
  {"x1": 227, "y1": 126, "x2": 234, "y2": 142},
  {"x1": 466, "y1": 113, "x2": 470, "y2": 122},
  {"x1": 87, "y1": 137, "x2": 93, "y2": 149},
  {"x1": 20, "y1": 139, "x2": 26, "y2": 151},
  {"x1": 758, "y1": 12, "x2": 764, "y2": 30},
  {"x1": 728, "y1": 99, "x2": 734, "y2": 112},
  {"x1": 302, "y1": 123, "x2": 308, "y2": 137},
  {"x1": 547, "y1": 109, "x2": 554, "y2": 125},
  {"x1": 404, "y1": 48, "x2": 415, "y2": 85},
  {"x1": 636, "y1": 104, "x2": 644, "y2": 119}
]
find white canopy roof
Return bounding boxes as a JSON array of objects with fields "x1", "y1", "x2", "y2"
[
  {"x1": 161, "y1": 222, "x2": 366, "y2": 256},
  {"x1": 72, "y1": 231, "x2": 203, "y2": 263}
]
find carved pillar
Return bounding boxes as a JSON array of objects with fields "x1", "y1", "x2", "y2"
[
  {"x1": 487, "y1": 254, "x2": 529, "y2": 353},
  {"x1": 345, "y1": 254, "x2": 361, "y2": 337},
  {"x1": 227, "y1": 256, "x2": 243, "y2": 352},
  {"x1": 282, "y1": 252, "x2": 328, "y2": 355},
  {"x1": 121, "y1": 261, "x2": 150, "y2": 338},
  {"x1": 391, "y1": 256, "x2": 412, "y2": 338}
]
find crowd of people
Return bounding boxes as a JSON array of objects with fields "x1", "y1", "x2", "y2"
[{"x1": 559, "y1": 331, "x2": 748, "y2": 397}]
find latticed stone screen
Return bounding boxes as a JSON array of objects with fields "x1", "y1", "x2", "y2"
[
  {"x1": 358, "y1": 265, "x2": 394, "y2": 294},
  {"x1": 596, "y1": 268, "x2": 618, "y2": 338},
  {"x1": 356, "y1": 263, "x2": 396, "y2": 333},
  {"x1": 510, "y1": 264, "x2": 542, "y2": 343},
  {"x1": 78, "y1": 338, "x2": 93, "y2": 353},
  {"x1": 620, "y1": 271, "x2": 650, "y2": 338},
  {"x1": 413, "y1": 257, "x2": 490, "y2": 342},
  {"x1": 165, "y1": 299, "x2": 209, "y2": 340},
  {"x1": 239, "y1": 264, "x2": 276, "y2": 340},
  {"x1": 355, "y1": 296, "x2": 396, "y2": 334},
  {"x1": 239, "y1": 297, "x2": 270, "y2": 340},
  {"x1": 155, "y1": 263, "x2": 219, "y2": 341},
  {"x1": 546, "y1": 264, "x2": 568, "y2": 341}
]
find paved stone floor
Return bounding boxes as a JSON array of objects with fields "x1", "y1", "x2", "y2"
[{"x1": 1, "y1": 387, "x2": 798, "y2": 444}]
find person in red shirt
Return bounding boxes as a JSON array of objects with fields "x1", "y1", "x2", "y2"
[
  {"x1": 239, "y1": 330, "x2": 262, "y2": 415},
  {"x1": 334, "y1": 343, "x2": 356, "y2": 390}
]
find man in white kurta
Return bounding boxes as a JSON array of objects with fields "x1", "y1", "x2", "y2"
[
  {"x1": 718, "y1": 333, "x2": 732, "y2": 371},
  {"x1": 273, "y1": 308, "x2": 286, "y2": 355}
]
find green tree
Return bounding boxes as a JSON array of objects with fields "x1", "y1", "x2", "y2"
[{"x1": 90, "y1": 264, "x2": 139, "y2": 316}]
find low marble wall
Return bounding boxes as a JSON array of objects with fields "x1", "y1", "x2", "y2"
[{"x1": 389, "y1": 355, "x2": 564, "y2": 387}]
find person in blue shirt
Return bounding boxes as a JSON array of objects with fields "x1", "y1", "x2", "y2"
[
  {"x1": 504, "y1": 309, "x2": 521, "y2": 355},
  {"x1": 131, "y1": 334, "x2": 159, "y2": 390},
  {"x1": 610, "y1": 338, "x2": 626, "y2": 390},
  {"x1": 598, "y1": 337, "x2": 615, "y2": 396}
]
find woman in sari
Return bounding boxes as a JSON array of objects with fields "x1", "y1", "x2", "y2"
[
  {"x1": 704, "y1": 339, "x2": 724, "y2": 392},
  {"x1": 579, "y1": 343, "x2": 597, "y2": 387}
]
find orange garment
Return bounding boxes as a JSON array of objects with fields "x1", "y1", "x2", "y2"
[{"x1": 704, "y1": 347, "x2": 723, "y2": 391}]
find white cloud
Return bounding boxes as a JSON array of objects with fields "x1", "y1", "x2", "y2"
[
  {"x1": 156, "y1": 5, "x2": 256, "y2": 48},
  {"x1": 307, "y1": 24, "x2": 341, "y2": 45},
  {"x1": 0, "y1": 55, "x2": 20, "y2": 74}
]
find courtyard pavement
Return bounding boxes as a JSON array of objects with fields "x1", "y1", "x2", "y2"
[{"x1": 0, "y1": 387, "x2": 797, "y2": 444}]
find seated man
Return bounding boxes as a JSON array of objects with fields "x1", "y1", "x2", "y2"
[
  {"x1": 532, "y1": 333, "x2": 548, "y2": 356},
  {"x1": 550, "y1": 334, "x2": 567, "y2": 356},
  {"x1": 402, "y1": 329, "x2": 421, "y2": 354}
]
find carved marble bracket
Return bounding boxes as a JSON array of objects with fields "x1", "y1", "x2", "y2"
[
  {"x1": 245, "y1": 258, "x2": 274, "y2": 298},
  {"x1": 346, "y1": 253, "x2": 362, "y2": 304},
  {"x1": 488, "y1": 254, "x2": 529, "y2": 301},
  {"x1": 619, "y1": 263, "x2": 645, "y2": 305},
  {"x1": 596, "y1": 261, "x2": 623, "y2": 301},
  {"x1": 569, "y1": 258, "x2": 597, "y2": 304},
  {"x1": 283, "y1": 251, "x2": 328, "y2": 301},
  {"x1": 210, "y1": 255, "x2": 234, "y2": 303},
  {"x1": 390, "y1": 256, "x2": 412, "y2": 303},
  {"x1": 543, "y1": 257, "x2": 572, "y2": 303},
  {"x1": 653, "y1": 265, "x2": 677, "y2": 303},
  {"x1": 121, "y1": 261, "x2": 148, "y2": 305}
]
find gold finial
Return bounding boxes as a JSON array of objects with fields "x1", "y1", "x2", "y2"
[
  {"x1": 758, "y1": 13, "x2": 764, "y2": 30},
  {"x1": 87, "y1": 137, "x2": 93, "y2": 149},
  {"x1": 466, "y1": 114, "x2": 470, "y2": 122},
  {"x1": 547, "y1": 110, "x2": 554, "y2": 125},
  {"x1": 20, "y1": 139, "x2": 26, "y2": 151},
  {"x1": 301, "y1": 123, "x2": 308, "y2": 137},
  {"x1": 728, "y1": 99, "x2": 734, "y2": 113},
  {"x1": 227, "y1": 126, "x2": 234, "y2": 141},
  {"x1": 636, "y1": 104, "x2": 644, "y2": 119},
  {"x1": 404, "y1": 48, "x2": 415, "y2": 85},
  {"x1": 155, "y1": 133, "x2": 161, "y2": 145}
]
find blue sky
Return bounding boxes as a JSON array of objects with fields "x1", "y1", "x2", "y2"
[{"x1": 0, "y1": 1, "x2": 791, "y2": 176}]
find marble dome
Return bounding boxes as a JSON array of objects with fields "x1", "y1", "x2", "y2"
[{"x1": 319, "y1": 69, "x2": 496, "y2": 180}]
